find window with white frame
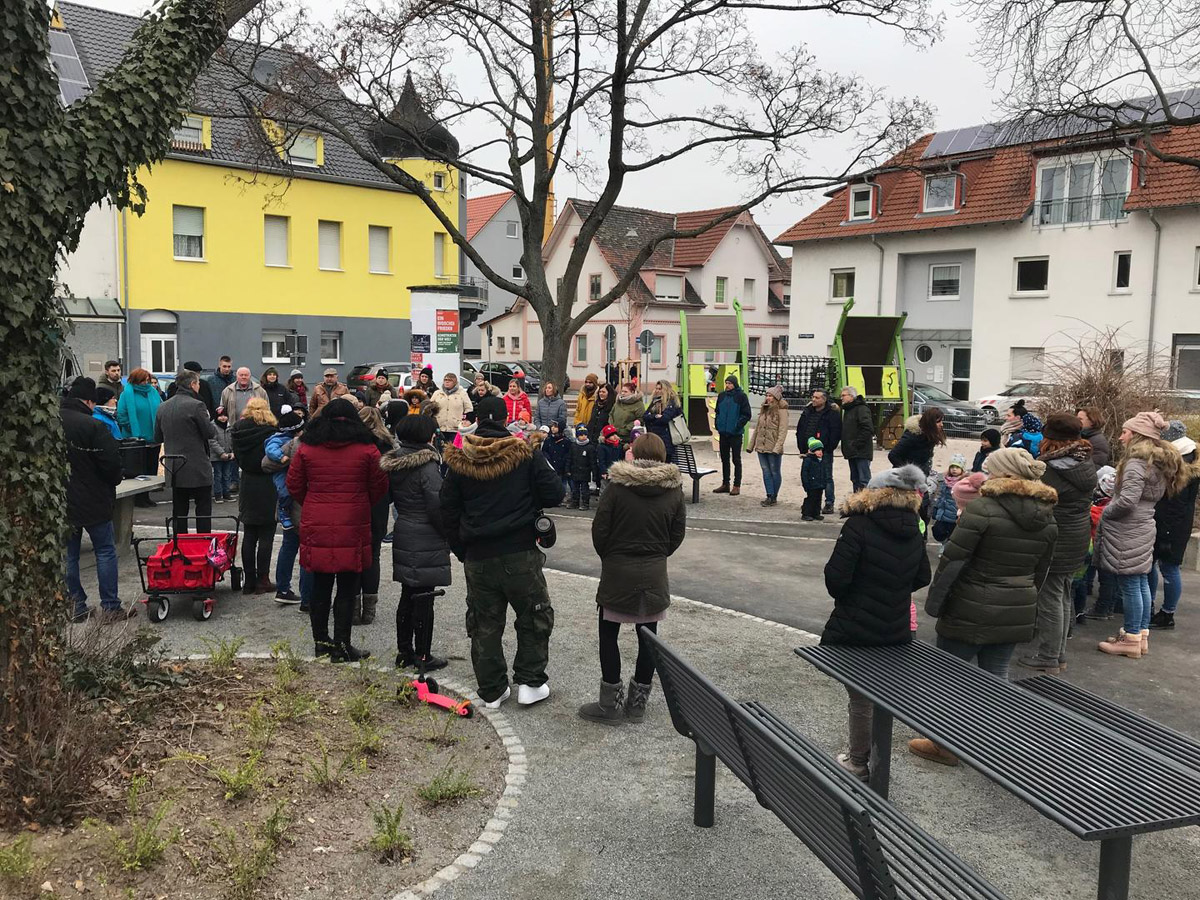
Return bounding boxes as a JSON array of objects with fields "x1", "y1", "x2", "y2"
[
  {"x1": 432, "y1": 172, "x2": 446, "y2": 190},
  {"x1": 589, "y1": 274, "x2": 602, "y2": 301},
  {"x1": 771, "y1": 336, "x2": 789, "y2": 356},
  {"x1": 286, "y1": 132, "x2": 319, "y2": 167},
  {"x1": 1113, "y1": 251, "x2": 1132, "y2": 292},
  {"x1": 704, "y1": 351, "x2": 716, "y2": 363},
  {"x1": 505, "y1": 221, "x2": 519, "y2": 238},
  {"x1": 320, "y1": 330, "x2": 342, "y2": 363},
  {"x1": 1173, "y1": 335, "x2": 1200, "y2": 389},
  {"x1": 264, "y1": 215, "x2": 289, "y2": 267},
  {"x1": 1014, "y1": 257, "x2": 1049, "y2": 294},
  {"x1": 172, "y1": 205, "x2": 204, "y2": 259},
  {"x1": 830, "y1": 268, "x2": 855, "y2": 302},
  {"x1": 368, "y1": 225, "x2": 391, "y2": 274},
  {"x1": 172, "y1": 114, "x2": 203, "y2": 146},
  {"x1": 849, "y1": 185, "x2": 873, "y2": 221},
  {"x1": 748, "y1": 337, "x2": 761, "y2": 356},
  {"x1": 1194, "y1": 248, "x2": 1200, "y2": 288},
  {"x1": 262, "y1": 330, "x2": 292, "y2": 363},
  {"x1": 497, "y1": 336, "x2": 506, "y2": 352},
  {"x1": 742, "y1": 278, "x2": 756, "y2": 306},
  {"x1": 318, "y1": 220, "x2": 342, "y2": 270},
  {"x1": 433, "y1": 231, "x2": 446, "y2": 276},
  {"x1": 512, "y1": 265, "x2": 525, "y2": 280},
  {"x1": 1036, "y1": 154, "x2": 1130, "y2": 225},
  {"x1": 928, "y1": 263, "x2": 961, "y2": 299},
  {"x1": 643, "y1": 334, "x2": 664, "y2": 366},
  {"x1": 923, "y1": 174, "x2": 956, "y2": 212},
  {"x1": 1010, "y1": 346, "x2": 1046, "y2": 381},
  {"x1": 655, "y1": 274, "x2": 682, "y2": 301},
  {"x1": 512, "y1": 336, "x2": 521, "y2": 353},
  {"x1": 715, "y1": 276, "x2": 728, "y2": 306},
  {"x1": 575, "y1": 334, "x2": 587, "y2": 364}
]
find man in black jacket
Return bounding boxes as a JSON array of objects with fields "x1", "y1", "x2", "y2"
[
  {"x1": 62, "y1": 377, "x2": 132, "y2": 622},
  {"x1": 167, "y1": 361, "x2": 217, "y2": 419},
  {"x1": 796, "y1": 388, "x2": 842, "y2": 513},
  {"x1": 441, "y1": 396, "x2": 563, "y2": 709}
]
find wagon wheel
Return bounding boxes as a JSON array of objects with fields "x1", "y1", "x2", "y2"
[
  {"x1": 229, "y1": 566, "x2": 243, "y2": 591},
  {"x1": 147, "y1": 595, "x2": 170, "y2": 623},
  {"x1": 192, "y1": 597, "x2": 214, "y2": 622}
]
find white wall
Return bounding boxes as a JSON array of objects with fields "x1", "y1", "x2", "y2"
[{"x1": 57, "y1": 202, "x2": 119, "y2": 301}]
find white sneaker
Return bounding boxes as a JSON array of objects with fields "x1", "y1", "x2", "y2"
[
  {"x1": 483, "y1": 687, "x2": 511, "y2": 710},
  {"x1": 517, "y1": 683, "x2": 550, "y2": 706}
]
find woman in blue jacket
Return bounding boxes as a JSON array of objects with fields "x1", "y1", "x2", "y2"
[{"x1": 644, "y1": 380, "x2": 683, "y2": 462}]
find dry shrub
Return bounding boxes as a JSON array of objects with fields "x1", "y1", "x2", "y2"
[{"x1": 1042, "y1": 327, "x2": 1177, "y2": 454}]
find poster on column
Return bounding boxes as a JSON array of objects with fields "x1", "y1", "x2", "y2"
[
  {"x1": 436, "y1": 310, "x2": 460, "y2": 353},
  {"x1": 408, "y1": 288, "x2": 462, "y2": 381}
]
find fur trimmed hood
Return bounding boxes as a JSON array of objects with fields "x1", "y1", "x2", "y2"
[
  {"x1": 380, "y1": 445, "x2": 439, "y2": 472},
  {"x1": 474, "y1": 382, "x2": 502, "y2": 397},
  {"x1": 403, "y1": 388, "x2": 428, "y2": 405},
  {"x1": 902, "y1": 415, "x2": 921, "y2": 434},
  {"x1": 841, "y1": 486, "x2": 922, "y2": 516},
  {"x1": 443, "y1": 432, "x2": 532, "y2": 480},
  {"x1": 979, "y1": 475, "x2": 1059, "y2": 504},
  {"x1": 607, "y1": 459, "x2": 683, "y2": 492}
]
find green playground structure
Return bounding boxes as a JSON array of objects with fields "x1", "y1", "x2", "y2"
[
  {"x1": 830, "y1": 298, "x2": 910, "y2": 440},
  {"x1": 677, "y1": 299, "x2": 748, "y2": 443}
]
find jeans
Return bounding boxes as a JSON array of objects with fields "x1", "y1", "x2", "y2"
[
  {"x1": 936, "y1": 634, "x2": 1016, "y2": 680},
  {"x1": 757, "y1": 452, "x2": 782, "y2": 498},
  {"x1": 846, "y1": 688, "x2": 873, "y2": 766},
  {"x1": 172, "y1": 484, "x2": 212, "y2": 534},
  {"x1": 822, "y1": 452, "x2": 836, "y2": 507},
  {"x1": 569, "y1": 479, "x2": 589, "y2": 507},
  {"x1": 310, "y1": 571, "x2": 361, "y2": 648},
  {"x1": 242, "y1": 523, "x2": 277, "y2": 585},
  {"x1": 598, "y1": 610, "x2": 658, "y2": 685},
  {"x1": 1117, "y1": 573, "x2": 1152, "y2": 634},
  {"x1": 65, "y1": 520, "x2": 120, "y2": 614},
  {"x1": 275, "y1": 526, "x2": 312, "y2": 597},
  {"x1": 1033, "y1": 571, "x2": 1075, "y2": 662},
  {"x1": 848, "y1": 458, "x2": 872, "y2": 492},
  {"x1": 1148, "y1": 562, "x2": 1183, "y2": 613},
  {"x1": 718, "y1": 433, "x2": 743, "y2": 486},
  {"x1": 212, "y1": 459, "x2": 236, "y2": 498}
]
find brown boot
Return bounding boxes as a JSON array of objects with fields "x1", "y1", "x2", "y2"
[
  {"x1": 908, "y1": 737, "x2": 959, "y2": 766},
  {"x1": 360, "y1": 594, "x2": 378, "y2": 626},
  {"x1": 1140, "y1": 628, "x2": 1150, "y2": 656},
  {"x1": 254, "y1": 577, "x2": 275, "y2": 595},
  {"x1": 729, "y1": 485, "x2": 741, "y2": 496},
  {"x1": 713, "y1": 483, "x2": 730, "y2": 494},
  {"x1": 1098, "y1": 630, "x2": 1142, "y2": 658}
]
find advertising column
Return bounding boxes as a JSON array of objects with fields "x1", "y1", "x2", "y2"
[{"x1": 408, "y1": 286, "x2": 462, "y2": 380}]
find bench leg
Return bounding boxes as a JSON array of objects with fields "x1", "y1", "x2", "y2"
[
  {"x1": 694, "y1": 743, "x2": 716, "y2": 827},
  {"x1": 868, "y1": 705, "x2": 893, "y2": 800},
  {"x1": 1097, "y1": 836, "x2": 1132, "y2": 900},
  {"x1": 692, "y1": 478, "x2": 700, "y2": 504}
]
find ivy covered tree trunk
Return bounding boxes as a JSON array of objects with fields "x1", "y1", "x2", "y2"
[{"x1": 0, "y1": 0, "x2": 256, "y2": 796}]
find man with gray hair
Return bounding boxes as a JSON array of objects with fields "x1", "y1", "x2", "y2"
[
  {"x1": 219, "y1": 366, "x2": 266, "y2": 423},
  {"x1": 839, "y1": 385, "x2": 875, "y2": 492},
  {"x1": 155, "y1": 369, "x2": 218, "y2": 533}
]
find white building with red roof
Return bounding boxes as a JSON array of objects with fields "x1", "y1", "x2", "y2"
[
  {"x1": 462, "y1": 190, "x2": 522, "y2": 356},
  {"x1": 777, "y1": 107, "x2": 1200, "y2": 402},
  {"x1": 483, "y1": 198, "x2": 790, "y2": 388}
]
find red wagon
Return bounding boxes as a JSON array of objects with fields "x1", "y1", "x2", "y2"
[{"x1": 133, "y1": 516, "x2": 242, "y2": 623}]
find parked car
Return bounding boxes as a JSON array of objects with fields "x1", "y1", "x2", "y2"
[
  {"x1": 479, "y1": 361, "x2": 541, "y2": 394},
  {"x1": 461, "y1": 359, "x2": 479, "y2": 384},
  {"x1": 516, "y1": 360, "x2": 570, "y2": 395},
  {"x1": 347, "y1": 362, "x2": 415, "y2": 392},
  {"x1": 912, "y1": 382, "x2": 986, "y2": 435},
  {"x1": 975, "y1": 382, "x2": 1053, "y2": 424}
]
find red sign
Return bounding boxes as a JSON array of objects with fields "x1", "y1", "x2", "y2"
[
  {"x1": 410, "y1": 352, "x2": 424, "y2": 365},
  {"x1": 436, "y1": 310, "x2": 459, "y2": 333}
]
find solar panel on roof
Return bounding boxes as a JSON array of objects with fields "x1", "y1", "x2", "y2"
[{"x1": 48, "y1": 29, "x2": 91, "y2": 106}]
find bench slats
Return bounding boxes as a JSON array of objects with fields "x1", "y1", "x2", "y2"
[{"x1": 674, "y1": 442, "x2": 718, "y2": 503}]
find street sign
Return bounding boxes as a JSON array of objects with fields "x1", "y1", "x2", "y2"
[{"x1": 797, "y1": 333, "x2": 814, "y2": 339}]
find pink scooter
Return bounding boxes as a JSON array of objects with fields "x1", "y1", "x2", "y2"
[{"x1": 403, "y1": 589, "x2": 473, "y2": 718}]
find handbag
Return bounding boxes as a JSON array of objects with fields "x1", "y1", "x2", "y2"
[
  {"x1": 668, "y1": 408, "x2": 691, "y2": 445},
  {"x1": 529, "y1": 456, "x2": 557, "y2": 549}
]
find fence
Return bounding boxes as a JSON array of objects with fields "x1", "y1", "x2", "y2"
[{"x1": 746, "y1": 356, "x2": 836, "y2": 399}]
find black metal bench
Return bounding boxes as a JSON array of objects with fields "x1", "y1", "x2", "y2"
[
  {"x1": 795, "y1": 640, "x2": 1200, "y2": 900},
  {"x1": 674, "y1": 441, "x2": 718, "y2": 503},
  {"x1": 1018, "y1": 675, "x2": 1200, "y2": 774},
  {"x1": 645, "y1": 631, "x2": 1011, "y2": 900}
]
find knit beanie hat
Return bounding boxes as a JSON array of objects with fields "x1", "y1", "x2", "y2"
[
  {"x1": 518, "y1": 409, "x2": 532, "y2": 424},
  {"x1": 1161, "y1": 419, "x2": 1188, "y2": 443},
  {"x1": 1123, "y1": 411, "x2": 1168, "y2": 441},
  {"x1": 576, "y1": 423, "x2": 589, "y2": 438},
  {"x1": 981, "y1": 427, "x2": 1001, "y2": 449},
  {"x1": 584, "y1": 373, "x2": 599, "y2": 385},
  {"x1": 475, "y1": 393, "x2": 507, "y2": 423},
  {"x1": 807, "y1": 437, "x2": 824, "y2": 451},
  {"x1": 68, "y1": 376, "x2": 97, "y2": 403},
  {"x1": 1044, "y1": 411, "x2": 1082, "y2": 441},
  {"x1": 983, "y1": 447, "x2": 1046, "y2": 480},
  {"x1": 290, "y1": 368, "x2": 303, "y2": 378},
  {"x1": 1095, "y1": 465, "x2": 1117, "y2": 497},
  {"x1": 767, "y1": 384, "x2": 784, "y2": 401},
  {"x1": 277, "y1": 411, "x2": 304, "y2": 433},
  {"x1": 868, "y1": 464, "x2": 925, "y2": 492},
  {"x1": 948, "y1": 453, "x2": 966, "y2": 471},
  {"x1": 95, "y1": 386, "x2": 115, "y2": 407}
]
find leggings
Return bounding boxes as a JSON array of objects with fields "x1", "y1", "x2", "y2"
[
  {"x1": 396, "y1": 583, "x2": 436, "y2": 659},
  {"x1": 310, "y1": 571, "x2": 360, "y2": 648},
  {"x1": 598, "y1": 609, "x2": 658, "y2": 685},
  {"x1": 242, "y1": 523, "x2": 277, "y2": 584}
]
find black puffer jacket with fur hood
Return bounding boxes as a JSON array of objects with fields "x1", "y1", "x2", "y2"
[
  {"x1": 382, "y1": 443, "x2": 451, "y2": 587},
  {"x1": 820, "y1": 479, "x2": 931, "y2": 646}
]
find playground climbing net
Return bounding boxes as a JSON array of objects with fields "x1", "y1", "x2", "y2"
[{"x1": 747, "y1": 356, "x2": 836, "y2": 399}]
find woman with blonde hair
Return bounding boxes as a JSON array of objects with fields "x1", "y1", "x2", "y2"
[
  {"x1": 749, "y1": 385, "x2": 789, "y2": 506},
  {"x1": 232, "y1": 397, "x2": 279, "y2": 595},
  {"x1": 644, "y1": 379, "x2": 683, "y2": 462},
  {"x1": 1095, "y1": 412, "x2": 1189, "y2": 659}
]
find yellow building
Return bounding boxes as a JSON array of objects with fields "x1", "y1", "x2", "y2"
[{"x1": 55, "y1": 2, "x2": 464, "y2": 382}]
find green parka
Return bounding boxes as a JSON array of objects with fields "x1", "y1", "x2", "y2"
[{"x1": 925, "y1": 476, "x2": 1058, "y2": 645}]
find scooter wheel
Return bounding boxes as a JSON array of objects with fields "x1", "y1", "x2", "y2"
[
  {"x1": 147, "y1": 596, "x2": 170, "y2": 623},
  {"x1": 460, "y1": 703, "x2": 474, "y2": 719},
  {"x1": 423, "y1": 677, "x2": 439, "y2": 694},
  {"x1": 192, "y1": 598, "x2": 213, "y2": 621}
]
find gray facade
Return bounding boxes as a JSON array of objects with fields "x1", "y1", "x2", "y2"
[
  {"x1": 896, "y1": 250, "x2": 976, "y2": 399},
  {"x1": 126, "y1": 309, "x2": 412, "y2": 386},
  {"x1": 463, "y1": 194, "x2": 524, "y2": 356},
  {"x1": 64, "y1": 320, "x2": 123, "y2": 377}
]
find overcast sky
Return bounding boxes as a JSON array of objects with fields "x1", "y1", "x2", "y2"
[{"x1": 80, "y1": 0, "x2": 994, "y2": 240}]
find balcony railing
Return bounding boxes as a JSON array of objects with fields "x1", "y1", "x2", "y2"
[
  {"x1": 1035, "y1": 192, "x2": 1128, "y2": 226},
  {"x1": 458, "y1": 276, "x2": 490, "y2": 301}
]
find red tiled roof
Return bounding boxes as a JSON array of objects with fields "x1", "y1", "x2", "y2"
[
  {"x1": 1126, "y1": 125, "x2": 1200, "y2": 210},
  {"x1": 466, "y1": 191, "x2": 514, "y2": 241},
  {"x1": 672, "y1": 207, "x2": 739, "y2": 266}
]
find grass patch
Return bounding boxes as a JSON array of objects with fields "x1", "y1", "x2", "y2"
[
  {"x1": 304, "y1": 738, "x2": 355, "y2": 792},
  {"x1": 0, "y1": 835, "x2": 35, "y2": 883},
  {"x1": 212, "y1": 751, "x2": 263, "y2": 802},
  {"x1": 423, "y1": 711, "x2": 461, "y2": 747},
  {"x1": 215, "y1": 801, "x2": 290, "y2": 900},
  {"x1": 416, "y1": 767, "x2": 481, "y2": 807},
  {"x1": 368, "y1": 803, "x2": 413, "y2": 864},
  {"x1": 108, "y1": 776, "x2": 180, "y2": 872},
  {"x1": 202, "y1": 636, "x2": 246, "y2": 673},
  {"x1": 351, "y1": 720, "x2": 385, "y2": 758}
]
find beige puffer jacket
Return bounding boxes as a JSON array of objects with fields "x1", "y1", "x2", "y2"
[
  {"x1": 749, "y1": 400, "x2": 789, "y2": 454},
  {"x1": 431, "y1": 386, "x2": 473, "y2": 432},
  {"x1": 1093, "y1": 441, "x2": 1173, "y2": 576}
]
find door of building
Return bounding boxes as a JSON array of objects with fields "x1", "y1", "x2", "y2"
[{"x1": 951, "y1": 346, "x2": 971, "y2": 401}]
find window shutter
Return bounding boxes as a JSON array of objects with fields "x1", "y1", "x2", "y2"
[
  {"x1": 369, "y1": 226, "x2": 390, "y2": 273},
  {"x1": 264, "y1": 216, "x2": 288, "y2": 266},
  {"x1": 318, "y1": 221, "x2": 341, "y2": 270},
  {"x1": 433, "y1": 232, "x2": 445, "y2": 276},
  {"x1": 173, "y1": 205, "x2": 203, "y2": 236}
]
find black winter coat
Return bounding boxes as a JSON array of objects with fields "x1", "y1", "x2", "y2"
[
  {"x1": 62, "y1": 398, "x2": 123, "y2": 527},
  {"x1": 820, "y1": 487, "x2": 931, "y2": 646},
  {"x1": 1154, "y1": 455, "x2": 1200, "y2": 566},
  {"x1": 231, "y1": 420, "x2": 279, "y2": 526},
  {"x1": 261, "y1": 381, "x2": 294, "y2": 418},
  {"x1": 796, "y1": 402, "x2": 842, "y2": 453},
  {"x1": 1039, "y1": 442, "x2": 1097, "y2": 575},
  {"x1": 840, "y1": 396, "x2": 874, "y2": 460},
  {"x1": 382, "y1": 444, "x2": 451, "y2": 587},
  {"x1": 441, "y1": 422, "x2": 563, "y2": 561},
  {"x1": 1081, "y1": 427, "x2": 1112, "y2": 468},
  {"x1": 543, "y1": 434, "x2": 570, "y2": 475},
  {"x1": 569, "y1": 440, "x2": 595, "y2": 482},
  {"x1": 587, "y1": 398, "x2": 614, "y2": 444},
  {"x1": 888, "y1": 417, "x2": 937, "y2": 475},
  {"x1": 592, "y1": 460, "x2": 686, "y2": 617},
  {"x1": 167, "y1": 378, "x2": 217, "y2": 419},
  {"x1": 972, "y1": 447, "x2": 994, "y2": 473}
]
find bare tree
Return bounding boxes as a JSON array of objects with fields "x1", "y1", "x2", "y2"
[
  {"x1": 222, "y1": 0, "x2": 938, "y2": 386},
  {"x1": 966, "y1": 0, "x2": 1200, "y2": 168}
]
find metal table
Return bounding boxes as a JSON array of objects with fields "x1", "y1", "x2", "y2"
[
  {"x1": 795, "y1": 640, "x2": 1200, "y2": 900},
  {"x1": 114, "y1": 476, "x2": 164, "y2": 557}
]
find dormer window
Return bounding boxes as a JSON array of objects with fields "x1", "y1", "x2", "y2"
[
  {"x1": 923, "y1": 174, "x2": 957, "y2": 212},
  {"x1": 286, "y1": 132, "x2": 320, "y2": 167},
  {"x1": 655, "y1": 274, "x2": 682, "y2": 302},
  {"x1": 849, "y1": 185, "x2": 874, "y2": 221},
  {"x1": 172, "y1": 114, "x2": 204, "y2": 147}
]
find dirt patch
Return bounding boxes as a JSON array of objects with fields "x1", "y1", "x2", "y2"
[{"x1": 0, "y1": 651, "x2": 505, "y2": 900}]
